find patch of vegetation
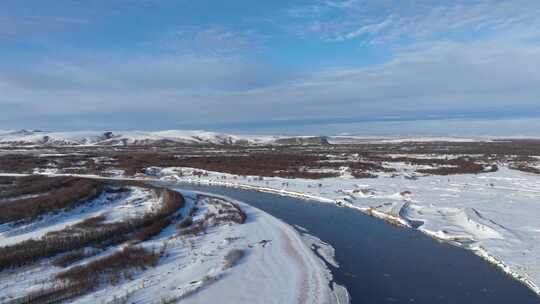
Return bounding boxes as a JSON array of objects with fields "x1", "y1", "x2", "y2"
[
  {"x1": 417, "y1": 162, "x2": 498, "y2": 175},
  {"x1": 179, "y1": 197, "x2": 246, "y2": 237},
  {"x1": 0, "y1": 176, "x2": 16, "y2": 186},
  {"x1": 0, "y1": 176, "x2": 106, "y2": 224},
  {"x1": 177, "y1": 216, "x2": 193, "y2": 228},
  {"x1": 164, "y1": 153, "x2": 341, "y2": 179},
  {"x1": 132, "y1": 218, "x2": 171, "y2": 242},
  {"x1": 9, "y1": 247, "x2": 158, "y2": 304},
  {"x1": 0, "y1": 188, "x2": 183, "y2": 271},
  {"x1": 179, "y1": 220, "x2": 208, "y2": 236},
  {"x1": 509, "y1": 164, "x2": 540, "y2": 174},
  {"x1": 56, "y1": 246, "x2": 158, "y2": 286},
  {"x1": 223, "y1": 249, "x2": 244, "y2": 269},
  {"x1": 351, "y1": 171, "x2": 378, "y2": 178},
  {"x1": 51, "y1": 249, "x2": 97, "y2": 268}
]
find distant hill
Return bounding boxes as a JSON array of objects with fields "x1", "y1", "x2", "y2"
[
  {"x1": 0, "y1": 129, "x2": 274, "y2": 146},
  {"x1": 0, "y1": 129, "x2": 490, "y2": 147}
]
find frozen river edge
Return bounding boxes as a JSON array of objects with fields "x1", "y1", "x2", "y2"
[{"x1": 158, "y1": 175, "x2": 540, "y2": 297}]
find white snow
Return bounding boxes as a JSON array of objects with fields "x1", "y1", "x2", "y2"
[{"x1": 327, "y1": 136, "x2": 490, "y2": 144}]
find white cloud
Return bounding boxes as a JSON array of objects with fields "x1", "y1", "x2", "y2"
[
  {"x1": 232, "y1": 39, "x2": 540, "y2": 117},
  {"x1": 0, "y1": 15, "x2": 88, "y2": 37},
  {"x1": 1, "y1": 1, "x2": 540, "y2": 130},
  {"x1": 2, "y1": 38, "x2": 539, "y2": 129},
  {"x1": 288, "y1": 0, "x2": 540, "y2": 43},
  {"x1": 152, "y1": 26, "x2": 265, "y2": 55}
]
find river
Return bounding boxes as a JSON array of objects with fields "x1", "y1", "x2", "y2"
[{"x1": 159, "y1": 182, "x2": 539, "y2": 304}]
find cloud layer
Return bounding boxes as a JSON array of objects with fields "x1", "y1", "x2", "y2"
[
  {"x1": 1, "y1": 0, "x2": 539, "y2": 131},
  {"x1": 287, "y1": 0, "x2": 540, "y2": 43}
]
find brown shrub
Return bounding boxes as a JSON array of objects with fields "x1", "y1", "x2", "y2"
[
  {"x1": 215, "y1": 209, "x2": 247, "y2": 225},
  {"x1": 348, "y1": 161, "x2": 395, "y2": 172},
  {"x1": 157, "y1": 189, "x2": 184, "y2": 216},
  {"x1": 132, "y1": 218, "x2": 171, "y2": 242},
  {"x1": 179, "y1": 220, "x2": 207, "y2": 236},
  {"x1": 416, "y1": 161, "x2": 494, "y2": 175},
  {"x1": 510, "y1": 164, "x2": 540, "y2": 174},
  {"x1": 120, "y1": 153, "x2": 341, "y2": 179},
  {"x1": 351, "y1": 171, "x2": 378, "y2": 179},
  {"x1": 223, "y1": 249, "x2": 244, "y2": 269},
  {"x1": 9, "y1": 246, "x2": 160, "y2": 303},
  {"x1": 52, "y1": 249, "x2": 96, "y2": 268},
  {"x1": 74, "y1": 215, "x2": 107, "y2": 228},
  {"x1": 0, "y1": 154, "x2": 50, "y2": 174},
  {"x1": 56, "y1": 246, "x2": 158, "y2": 287},
  {"x1": 0, "y1": 188, "x2": 185, "y2": 270},
  {"x1": 0, "y1": 176, "x2": 105, "y2": 224},
  {"x1": 0, "y1": 176, "x2": 15, "y2": 185},
  {"x1": 177, "y1": 216, "x2": 193, "y2": 228},
  {"x1": 4, "y1": 281, "x2": 92, "y2": 304}
]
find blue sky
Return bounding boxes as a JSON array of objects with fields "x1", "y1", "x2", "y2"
[{"x1": 1, "y1": 0, "x2": 540, "y2": 133}]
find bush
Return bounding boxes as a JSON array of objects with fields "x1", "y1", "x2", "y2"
[
  {"x1": 157, "y1": 189, "x2": 184, "y2": 216},
  {"x1": 223, "y1": 249, "x2": 244, "y2": 269},
  {"x1": 177, "y1": 216, "x2": 193, "y2": 228},
  {"x1": 74, "y1": 215, "x2": 107, "y2": 228},
  {"x1": 8, "y1": 247, "x2": 159, "y2": 304},
  {"x1": 0, "y1": 176, "x2": 15, "y2": 185},
  {"x1": 510, "y1": 164, "x2": 540, "y2": 174},
  {"x1": 0, "y1": 176, "x2": 105, "y2": 224},
  {"x1": 0, "y1": 188, "x2": 185, "y2": 270},
  {"x1": 179, "y1": 221, "x2": 207, "y2": 236},
  {"x1": 5, "y1": 281, "x2": 91, "y2": 304},
  {"x1": 56, "y1": 246, "x2": 158, "y2": 287},
  {"x1": 132, "y1": 218, "x2": 171, "y2": 242},
  {"x1": 215, "y1": 209, "x2": 246, "y2": 225},
  {"x1": 217, "y1": 202, "x2": 247, "y2": 224},
  {"x1": 351, "y1": 171, "x2": 377, "y2": 179},
  {"x1": 52, "y1": 249, "x2": 95, "y2": 268}
]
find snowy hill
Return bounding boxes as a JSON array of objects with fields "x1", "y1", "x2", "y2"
[
  {"x1": 0, "y1": 130, "x2": 275, "y2": 146},
  {"x1": 0, "y1": 129, "x2": 499, "y2": 147}
]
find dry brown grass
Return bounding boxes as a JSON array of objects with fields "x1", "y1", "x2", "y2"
[
  {"x1": 56, "y1": 246, "x2": 158, "y2": 286},
  {"x1": 0, "y1": 176, "x2": 105, "y2": 224},
  {"x1": 177, "y1": 216, "x2": 193, "y2": 228},
  {"x1": 132, "y1": 218, "x2": 171, "y2": 242},
  {"x1": 510, "y1": 164, "x2": 540, "y2": 174},
  {"x1": 0, "y1": 188, "x2": 183, "y2": 271},
  {"x1": 7, "y1": 246, "x2": 158, "y2": 304},
  {"x1": 51, "y1": 249, "x2": 96, "y2": 268}
]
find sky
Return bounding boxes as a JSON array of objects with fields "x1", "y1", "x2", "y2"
[{"x1": 1, "y1": 0, "x2": 540, "y2": 134}]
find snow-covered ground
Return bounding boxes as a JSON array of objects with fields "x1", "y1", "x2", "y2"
[
  {"x1": 76, "y1": 193, "x2": 348, "y2": 304},
  {"x1": 150, "y1": 165, "x2": 540, "y2": 295},
  {"x1": 0, "y1": 183, "x2": 347, "y2": 303}
]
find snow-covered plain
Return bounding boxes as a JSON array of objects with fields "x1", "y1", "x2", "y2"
[
  {"x1": 0, "y1": 183, "x2": 347, "y2": 303},
  {"x1": 149, "y1": 165, "x2": 540, "y2": 296}
]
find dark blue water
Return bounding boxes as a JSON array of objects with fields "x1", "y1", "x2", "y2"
[{"x1": 163, "y1": 182, "x2": 540, "y2": 304}]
